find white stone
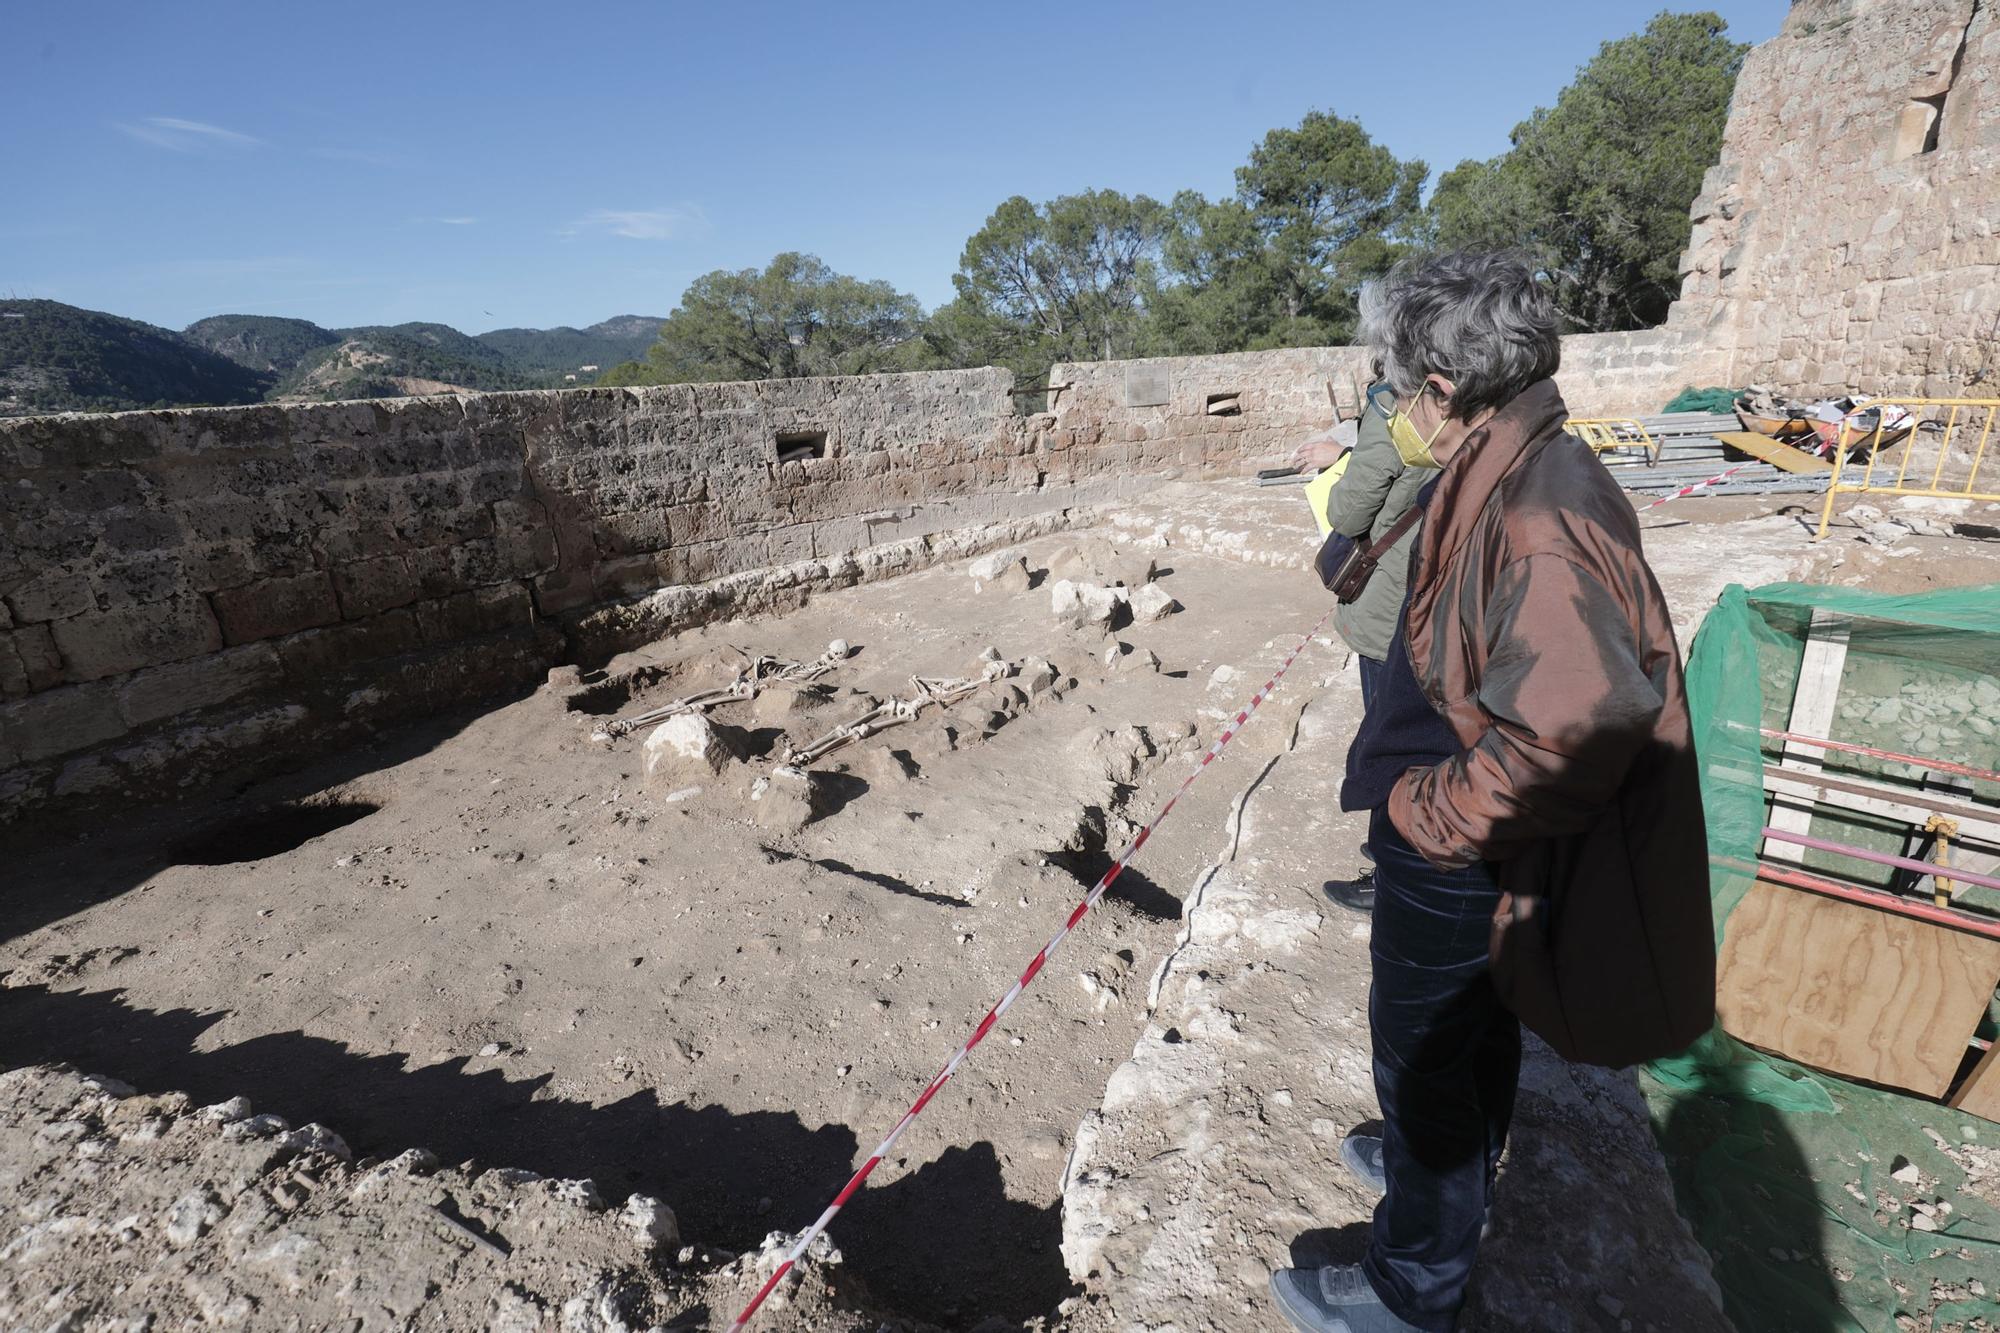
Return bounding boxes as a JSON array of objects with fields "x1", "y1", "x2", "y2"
[
  {"x1": 277, "y1": 1123, "x2": 351, "y2": 1162},
  {"x1": 1130, "y1": 583, "x2": 1181, "y2": 622},
  {"x1": 642, "y1": 713, "x2": 742, "y2": 783},
  {"x1": 751, "y1": 767, "x2": 826, "y2": 831},
  {"x1": 620, "y1": 1195, "x2": 679, "y2": 1247},
  {"x1": 163, "y1": 1191, "x2": 222, "y2": 1248},
  {"x1": 1051, "y1": 579, "x2": 1122, "y2": 631}
]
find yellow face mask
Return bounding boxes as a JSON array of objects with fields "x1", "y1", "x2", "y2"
[
  {"x1": 1386, "y1": 385, "x2": 1449, "y2": 470},
  {"x1": 1368, "y1": 380, "x2": 1450, "y2": 469}
]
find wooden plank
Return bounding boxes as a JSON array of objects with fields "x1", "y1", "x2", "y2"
[
  {"x1": 1716, "y1": 879, "x2": 2000, "y2": 1097},
  {"x1": 1764, "y1": 612, "x2": 1851, "y2": 864},
  {"x1": 1716, "y1": 431, "x2": 1836, "y2": 474},
  {"x1": 1949, "y1": 1041, "x2": 2000, "y2": 1124}
]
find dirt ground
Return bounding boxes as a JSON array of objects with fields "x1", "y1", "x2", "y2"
[{"x1": 5, "y1": 480, "x2": 1999, "y2": 1332}]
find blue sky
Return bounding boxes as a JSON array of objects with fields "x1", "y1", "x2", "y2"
[{"x1": 2, "y1": 2, "x2": 1785, "y2": 335}]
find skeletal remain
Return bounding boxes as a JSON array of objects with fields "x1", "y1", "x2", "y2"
[
  {"x1": 781, "y1": 660, "x2": 1010, "y2": 768},
  {"x1": 599, "y1": 641, "x2": 852, "y2": 737}
]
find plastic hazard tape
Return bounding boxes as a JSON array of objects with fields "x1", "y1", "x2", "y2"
[
  {"x1": 729, "y1": 603, "x2": 1338, "y2": 1329},
  {"x1": 1635, "y1": 460, "x2": 1760, "y2": 511}
]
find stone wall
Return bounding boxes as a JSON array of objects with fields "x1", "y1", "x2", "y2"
[
  {"x1": 1044, "y1": 331, "x2": 1726, "y2": 467},
  {"x1": 2, "y1": 367, "x2": 1289, "y2": 834},
  {"x1": 1047, "y1": 345, "x2": 1373, "y2": 467},
  {"x1": 1676, "y1": 0, "x2": 2000, "y2": 397}
]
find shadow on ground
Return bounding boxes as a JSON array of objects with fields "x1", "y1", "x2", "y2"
[{"x1": 0, "y1": 983, "x2": 1075, "y2": 1327}]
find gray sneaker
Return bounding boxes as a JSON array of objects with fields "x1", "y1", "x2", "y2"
[
  {"x1": 1339, "y1": 1131, "x2": 1386, "y2": 1193},
  {"x1": 1269, "y1": 1264, "x2": 1421, "y2": 1332}
]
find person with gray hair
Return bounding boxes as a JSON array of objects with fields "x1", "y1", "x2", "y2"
[{"x1": 1270, "y1": 252, "x2": 1714, "y2": 1333}]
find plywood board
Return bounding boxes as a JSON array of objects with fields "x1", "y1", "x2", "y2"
[
  {"x1": 1948, "y1": 1040, "x2": 2000, "y2": 1124},
  {"x1": 1717, "y1": 431, "x2": 1836, "y2": 474},
  {"x1": 1717, "y1": 879, "x2": 2000, "y2": 1097}
]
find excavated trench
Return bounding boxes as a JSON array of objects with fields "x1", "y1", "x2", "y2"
[{"x1": 1, "y1": 523, "x2": 1324, "y2": 1329}]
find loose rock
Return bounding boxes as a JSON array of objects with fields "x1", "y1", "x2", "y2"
[{"x1": 642, "y1": 713, "x2": 743, "y2": 784}]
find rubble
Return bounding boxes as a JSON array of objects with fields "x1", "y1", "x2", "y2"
[
  {"x1": 750, "y1": 767, "x2": 828, "y2": 831},
  {"x1": 642, "y1": 713, "x2": 744, "y2": 783},
  {"x1": 968, "y1": 551, "x2": 1032, "y2": 595},
  {"x1": 1050, "y1": 579, "x2": 1126, "y2": 631},
  {"x1": 1128, "y1": 583, "x2": 1181, "y2": 622}
]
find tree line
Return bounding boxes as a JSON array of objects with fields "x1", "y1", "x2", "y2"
[{"x1": 600, "y1": 12, "x2": 1747, "y2": 389}]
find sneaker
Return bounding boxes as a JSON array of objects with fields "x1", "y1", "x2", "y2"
[
  {"x1": 1269, "y1": 1264, "x2": 1421, "y2": 1332},
  {"x1": 1339, "y1": 1131, "x2": 1386, "y2": 1193},
  {"x1": 1322, "y1": 870, "x2": 1375, "y2": 913}
]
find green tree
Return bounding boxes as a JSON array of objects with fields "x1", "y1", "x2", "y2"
[
  {"x1": 1148, "y1": 113, "x2": 1426, "y2": 354},
  {"x1": 1429, "y1": 11, "x2": 1748, "y2": 331},
  {"x1": 944, "y1": 190, "x2": 1170, "y2": 377},
  {"x1": 618, "y1": 253, "x2": 925, "y2": 384},
  {"x1": 1233, "y1": 111, "x2": 1427, "y2": 336}
]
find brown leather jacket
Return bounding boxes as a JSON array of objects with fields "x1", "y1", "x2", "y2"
[{"x1": 1386, "y1": 378, "x2": 1716, "y2": 1066}]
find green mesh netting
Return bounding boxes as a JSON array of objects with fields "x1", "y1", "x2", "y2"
[
  {"x1": 1663, "y1": 385, "x2": 1745, "y2": 415},
  {"x1": 1643, "y1": 581, "x2": 2000, "y2": 1333}
]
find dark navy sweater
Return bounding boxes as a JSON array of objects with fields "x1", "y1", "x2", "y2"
[{"x1": 1341, "y1": 482, "x2": 1459, "y2": 812}]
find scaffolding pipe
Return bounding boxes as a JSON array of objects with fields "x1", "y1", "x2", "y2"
[
  {"x1": 1753, "y1": 861, "x2": 2000, "y2": 943},
  {"x1": 1757, "y1": 728, "x2": 2000, "y2": 786},
  {"x1": 1758, "y1": 826, "x2": 2000, "y2": 893}
]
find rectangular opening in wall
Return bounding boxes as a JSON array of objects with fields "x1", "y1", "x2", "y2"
[
  {"x1": 1204, "y1": 392, "x2": 1242, "y2": 417},
  {"x1": 775, "y1": 429, "x2": 827, "y2": 464}
]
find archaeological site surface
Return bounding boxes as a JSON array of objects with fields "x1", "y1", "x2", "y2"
[{"x1": 7, "y1": 3, "x2": 2000, "y2": 1331}]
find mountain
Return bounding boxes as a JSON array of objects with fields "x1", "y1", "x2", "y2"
[
  {"x1": 278, "y1": 322, "x2": 533, "y2": 400},
  {"x1": 1, "y1": 299, "x2": 271, "y2": 417},
  {"x1": 473, "y1": 316, "x2": 664, "y2": 378},
  {"x1": 183, "y1": 315, "x2": 341, "y2": 377},
  {"x1": 2, "y1": 304, "x2": 669, "y2": 415}
]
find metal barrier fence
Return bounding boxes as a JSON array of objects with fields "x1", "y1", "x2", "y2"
[
  {"x1": 1567, "y1": 417, "x2": 1661, "y2": 462},
  {"x1": 1816, "y1": 397, "x2": 2000, "y2": 538}
]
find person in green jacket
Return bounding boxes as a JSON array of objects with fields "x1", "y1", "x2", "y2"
[{"x1": 1290, "y1": 382, "x2": 1429, "y2": 912}]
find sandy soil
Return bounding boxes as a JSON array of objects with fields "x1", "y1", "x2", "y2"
[
  {"x1": 2, "y1": 523, "x2": 1321, "y2": 1327},
  {"x1": 5, "y1": 480, "x2": 1999, "y2": 1331}
]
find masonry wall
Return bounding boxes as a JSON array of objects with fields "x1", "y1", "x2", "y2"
[
  {"x1": 1676, "y1": 0, "x2": 2000, "y2": 397},
  {"x1": 0, "y1": 367, "x2": 1302, "y2": 832},
  {"x1": 1044, "y1": 331, "x2": 1726, "y2": 473}
]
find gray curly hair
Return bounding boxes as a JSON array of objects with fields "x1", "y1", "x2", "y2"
[{"x1": 1358, "y1": 251, "x2": 1561, "y2": 421}]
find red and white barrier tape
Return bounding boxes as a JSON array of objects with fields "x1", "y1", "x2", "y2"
[
  {"x1": 729, "y1": 603, "x2": 1337, "y2": 1329},
  {"x1": 1635, "y1": 460, "x2": 1759, "y2": 511}
]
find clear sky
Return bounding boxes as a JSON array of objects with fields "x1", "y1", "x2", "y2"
[{"x1": 2, "y1": 2, "x2": 1786, "y2": 335}]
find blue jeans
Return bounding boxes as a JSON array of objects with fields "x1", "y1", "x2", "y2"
[{"x1": 1362, "y1": 807, "x2": 1521, "y2": 1332}]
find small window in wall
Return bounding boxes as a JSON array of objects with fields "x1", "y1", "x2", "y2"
[
  {"x1": 1204, "y1": 392, "x2": 1242, "y2": 417},
  {"x1": 775, "y1": 429, "x2": 827, "y2": 463}
]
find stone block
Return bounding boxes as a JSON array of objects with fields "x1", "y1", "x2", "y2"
[
  {"x1": 212, "y1": 573, "x2": 341, "y2": 645},
  {"x1": 414, "y1": 584, "x2": 533, "y2": 644},
  {"x1": 0, "y1": 681, "x2": 127, "y2": 764},
  {"x1": 0, "y1": 625, "x2": 64, "y2": 698},
  {"x1": 50, "y1": 596, "x2": 223, "y2": 682},
  {"x1": 6, "y1": 570, "x2": 96, "y2": 624},
  {"x1": 332, "y1": 556, "x2": 422, "y2": 620},
  {"x1": 117, "y1": 643, "x2": 285, "y2": 728},
  {"x1": 532, "y1": 567, "x2": 597, "y2": 615},
  {"x1": 274, "y1": 610, "x2": 419, "y2": 678}
]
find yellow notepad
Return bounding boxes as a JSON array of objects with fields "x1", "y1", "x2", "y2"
[{"x1": 1303, "y1": 454, "x2": 1351, "y2": 537}]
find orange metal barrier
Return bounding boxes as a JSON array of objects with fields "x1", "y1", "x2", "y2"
[{"x1": 1815, "y1": 398, "x2": 2000, "y2": 538}]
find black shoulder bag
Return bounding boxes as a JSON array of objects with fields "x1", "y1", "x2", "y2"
[{"x1": 1315, "y1": 502, "x2": 1424, "y2": 604}]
